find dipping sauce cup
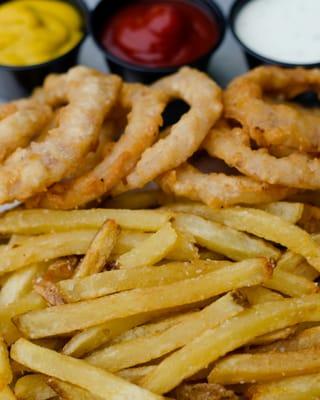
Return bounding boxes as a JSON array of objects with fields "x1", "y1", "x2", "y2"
[
  {"x1": 91, "y1": 0, "x2": 226, "y2": 83},
  {"x1": 0, "y1": 0, "x2": 88, "y2": 93},
  {"x1": 230, "y1": 0, "x2": 320, "y2": 69}
]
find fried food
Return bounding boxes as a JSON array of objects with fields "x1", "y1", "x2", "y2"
[
  {"x1": 204, "y1": 121, "x2": 320, "y2": 189},
  {"x1": 0, "y1": 99, "x2": 52, "y2": 162},
  {"x1": 158, "y1": 163, "x2": 290, "y2": 208},
  {"x1": 32, "y1": 83, "x2": 166, "y2": 209},
  {"x1": 0, "y1": 67, "x2": 121, "y2": 204},
  {"x1": 117, "y1": 67, "x2": 222, "y2": 191},
  {"x1": 224, "y1": 66, "x2": 320, "y2": 152}
]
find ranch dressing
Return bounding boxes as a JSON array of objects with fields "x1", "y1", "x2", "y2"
[{"x1": 235, "y1": 0, "x2": 320, "y2": 64}]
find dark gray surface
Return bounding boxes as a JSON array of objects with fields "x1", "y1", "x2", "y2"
[{"x1": 0, "y1": 0, "x2": 248, "y2": 100}]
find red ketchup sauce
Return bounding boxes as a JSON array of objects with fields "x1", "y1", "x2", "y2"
[{"x1": 100, "y1": 1, "x2": 220, "y2": 67}]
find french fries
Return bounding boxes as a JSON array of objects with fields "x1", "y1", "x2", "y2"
[
  {"x1": 16, "y1": 258, "x2": 271, "y2": 338},
  {"x1": 3, "y1": 200, "x2": 320, "y2": 399},
  {"x1": 174, "y1": 214, "x2": 279, "y2": 261},
  {"x1": 74, "y1": 220, "x2": 119, "y2": 278},
  {"x1": 140, "y1": 294, "x2": 320, "y2": 394},
  {"x1": 247, "y1": 373, "x2": 320, "y2": 400},
  {"x1": 85, "y1": 292, "x2": 245, "y2": 371},
  {"x1": 47, "y1": 378, "x2": 103, "y2": 400},
  {"x1": 117, "y1": 223, "x2": 177, "y2": 268},
  {"x1": 11, "y1": 339, "x2": 163, "y2": 400},
  {"x1": 209, "y1": 349, "x2": 320, "y2": 384},
  {"x1": 58, "y1": 260, "x2": 231, "y2": 302},
  {"x1": 0, "y1": 209, "x2": 172, "y2": 234},
  {"x1": 0, "y1": 293, "x2": 45, "y2": 344},
  {"x1": 168, "y1": 204, "x2": 320, "y2": 270},
  {"x1": 0, "y1": 338, "x2": 12, "y2": 390},
  {"x1": 14, "y1": 374, "x2": 56, "y2": 400},
  {"x1": 0, "y1": 263, "x2": 46, "y2": 306}
]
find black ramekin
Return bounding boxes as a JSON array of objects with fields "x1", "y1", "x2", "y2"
[
  {"x1": 230, "y1": 0, "x2": 320, "y2": 69},
  {"x1": 0, "y1": 0, "x2": 89, "y2": 93},
  {"x1": 90, "y1": 0, "x2": 226, "y2": 83}
]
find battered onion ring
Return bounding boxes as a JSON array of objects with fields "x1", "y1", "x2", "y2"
[
  {"x1": 0, "y1": 66, "x2": 121, "y2": 203},
  {"x1": 224, "y1": 66, "x2": 320, "y2": 152},
  {"x1": 0, "y1": 99, "x2": 52, "y2": 162},
  {"x1": 158, "y1": 163, "x2": 290, "y2": 208},
  {"x1": 204, "y1": 122, "x2": 320, "y2": 189},
  {"x1": 120, "y1": 67, "x2": 222, "y2": 190},
  {"x1": 30, "y1": 83, "x2": 167, "y2": 209}
]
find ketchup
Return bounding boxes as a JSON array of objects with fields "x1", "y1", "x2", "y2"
[{"x1": 101, "y1": 0, "x2": 220, "y2": 68}]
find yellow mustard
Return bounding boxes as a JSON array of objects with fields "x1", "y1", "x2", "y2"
[{"x1": 0, "y1": 0, "x2": 83, "y2": 66}]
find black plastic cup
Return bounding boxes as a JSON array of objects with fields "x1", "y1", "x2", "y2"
[
  {"x1": 230, "y1": 0, "x2": 320, "y2": 70},
  {"x1": 90, "y1": 0, "x2": 226, "y2": 83},
  {"x1": 0, "y1": 0, "x2": 89, "y2": 94}
]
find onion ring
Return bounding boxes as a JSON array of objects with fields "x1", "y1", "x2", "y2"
[
  {"x1": 204, "y1": 121, "x2": 320, "y2": 189},
  {"x1": 0, "y1": 99, "x2": 52, "y2": 162},
  {"x1": 0, "y1": 66, "x2": 121, "y2": 204},
  {"x1": 158, "y1": 163, "x2": 290, "y2": 208},
  {"x1": 224, "y1": 66, "x2": 320, "y2": 152},
  {"x1": 30, "y1": 83, "x2": 167, "y2": 209},
  {"x1": 120, "y1": 67, "x2": 222, "y2": 190}
]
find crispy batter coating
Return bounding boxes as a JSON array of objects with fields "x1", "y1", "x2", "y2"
[
  {"x1": 32, "y1": 83, "x2": 166, "y2": 209},
  {"x1": 0, "y1": 66, "x2": 121, "y2": 204},
  {"x1": 121, "y1": 67, "x2": 222, "y2": 190},
  {"x1": 0, "y1": 99, "x2": 52, "y2": 162},
  {"x1": 224, "y1": 66, "x2": 320, "y2": 152},
  {"x1": 158, "y1": 163, "x2": 290, "y2": 208},
  {"x1": 204, "y1": 121, "x2": 320, "y2": 189}
]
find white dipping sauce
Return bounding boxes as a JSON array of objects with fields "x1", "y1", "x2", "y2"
[{"x1": 235, "y1": 0, "x2": 320, "y2": 64}]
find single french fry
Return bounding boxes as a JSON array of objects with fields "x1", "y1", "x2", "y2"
[
  {"x1": 249, "y1": 326, "x2": 297, "y2": 346},
  {"x1": 0, "y1": 293, "x2": 45, "y2": 344},
  {"x1": 47, "y1": 378, "x2": 103, "y2": 400},
  {"x1": 11, "y1": 339, "x2": 163, "y2": 400},
  {"x1": 74, "y1": 220, "x2": 119, "y2": 278},
  {"x1": 0, "y1": 338, "x2": 12, "y2": 390},
  {"x1": 210, "y1": 349, "x2": 320, "y2": 384},
  {"x1": 140, "y1": 294, "x2": 320, "y2": 394},
  {"x1": 109, "y1": 311, "x2": 199, "y2": 346},
  {"x1": 264, "y1": 269, "x2": 319, "y2": 297},
  {"x1": 58, "y1": 260, "x2": 232, "y2": 302},
  {"x1": 0, "y1": 386, "x2": 16, "y2": 400},
  {"x1": 16, "y1": 258, "x2": 271, "y2": 338},
  {"x1": 14, "y1": 374, "x2": 56, "y2": 400},
  {"x1": 166, "y1": 201, "x2": 303, "y2": 223},
  {"x1": 62, "y1": 313, "x2": 166, "y2": 357},
  {"x1": 247, "y1": 372, "x2": 320, "y2": 400},
  {"x1": 252, "y1": 326, "x2": 320, "y2": 353},
  {"x1": 0, "y1": 263, "x2": 46, "y2": 306},
  {"x1": 117, "y1": 367, "x2": 155, "y2": 384},
  {"x1": 174, "y1": 214, "x2": 279, "y2": 261},
  {"x1": 117, "y1": 223, "x2": 177, "y2": 268},
  {"x1": 85, "y1": 292, "x2": 245, "y2": 372},
  {"x1": 0, "y1": 209, "x2": 172, "y2": 234},
  {"x1": 241, "y1": 286, "x2": 283, "y2": 305},
  {"x1": 254, "y1": 202, "x2": 304, "y2": 224}
]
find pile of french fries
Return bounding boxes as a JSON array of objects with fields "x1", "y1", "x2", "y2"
[{"x1": 2, "y1": 192, "x2": 320, "y2": 399}]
